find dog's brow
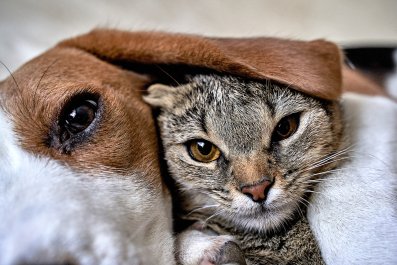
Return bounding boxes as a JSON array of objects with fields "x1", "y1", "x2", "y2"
[{"x1": 34, "y1": 59, "x2": 59, "y2": 106}]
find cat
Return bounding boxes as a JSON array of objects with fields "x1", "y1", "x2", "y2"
[{"x1": 144, "y1": 74, "x2": 345, "y2": 265}]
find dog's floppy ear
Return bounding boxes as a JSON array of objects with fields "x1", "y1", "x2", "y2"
[{"x1": 58, "y1": 29, "x2": 342, "y2": 100}]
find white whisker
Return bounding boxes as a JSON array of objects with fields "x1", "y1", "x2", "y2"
[
  {"x1": 304, "y1": 177, "x2": 341, "y2": 184},
  {"x1": 304, "y1": 168, "x2": 346, "y2": 180},
  {"x1": 185, "y1": 204, "x2": 220, "y2": 216},
  {"x1": 294, "y1": 200, "x2": 306, "y2": 218},
  {"x1": 299, "y1": 145, "x2": 355, "y2": 173},
  {"x1": 203, "y1": 210, "x2": 223, "y2": 225},
  {"x1": 304, "y1": 190, "x2": 323, "y2": 195},
  {"x1": 298, "y1": 196, "x2": 312, "y2": 208},
  {"x1": 306, "y1": 156, "x2": 350, "y2": 171}
]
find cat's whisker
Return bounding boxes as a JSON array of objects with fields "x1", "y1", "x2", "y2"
[
  {"x1": 347, "y1": 152, "x2": 394, "y2": 170},
  {"x1": 293, "y1": 166, "x2": 346, "y2": 184},
  {"x1": 212, "y1": 192, "x2": 230, "y2": 202},
  {"x1": 294, "y1": 200, "x2": 306, "y2": 219},
  {"x1": 303, "y1": 187, "x2": 334, "y2": 201},
  {"x1": 178, "y1": 187, "x2": 216, "y2": 199},
  {"x1": 203, "y1": 211, "x2": 223, "y2": 225},
  {"x1": 298, "y1": 145, "x2": 355, "y2": 174},
  {"x1": 305, "y1": 176, "x2": 344, "y2": 183},
  {"x1": 309, "y1": 154, "x2": 350, "y2": 170},
  {"x1": 185, "y1": 204, "x2": 220, "y2": 216},
  {"x1": 303, "y1": 168, "x2": 346, "y2": 180},
  {"x1": 303, "y1": 177, "x2": 340, "y2": 184},
  {"x1": 298, "y1": 196, "x2": 312, "y2": 208},
  {"x1": 325, "y1": 144, "x2": 356, "y2": 159},
  {"x1": 304, "y1": 156, "x2": 350, "y2": 172},
  {"x1": 310, "y1": 146, "x2": 354, "y2": 167},
  {"x1": 271, "y1": 212, "x2": 289, "y2": 234},
  {"x1": 304, "y1": 189, "x2": 323, "y2": 195}
]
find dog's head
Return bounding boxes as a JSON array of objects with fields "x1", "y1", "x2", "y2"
[{"x1": 0, "y1": 33, "x2": 175, "y2": 265}]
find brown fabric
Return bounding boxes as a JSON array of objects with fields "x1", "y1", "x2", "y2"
[{"x1": 58, "y1": 29, "x2": 343, "y2": 100}]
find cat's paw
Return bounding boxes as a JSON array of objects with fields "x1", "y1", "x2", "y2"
[
  {"x1": 200, "y1": 238, "x2": 246, "y2": 265},
  {"x1": 176, "y1": 224, "x2": 246, "y2": 265}
]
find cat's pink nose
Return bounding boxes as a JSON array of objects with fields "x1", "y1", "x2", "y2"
[{"x1": 241, "y1": 179, "x2": 272, "y2": 202}]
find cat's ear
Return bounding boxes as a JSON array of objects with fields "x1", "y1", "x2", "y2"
[{"x1": 143, "y1": 84, "x2": 176, "y2": 109}]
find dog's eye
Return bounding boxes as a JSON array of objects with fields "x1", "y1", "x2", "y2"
[
  {"x1": 272, "y1": 113, "x2": 300, "y2": 142},
  {"x1": 59, "y1": 94, "x2": 99, "y2": 143},
  {"x1": 64, "y1": 100, "x2": 97, "y2": 134},
  {"x1": 48, "y1": 93, "x2": 101, "y2": 153},
  {"x1": 187, "y1": 139, "x2": 221, "y2": 163}
]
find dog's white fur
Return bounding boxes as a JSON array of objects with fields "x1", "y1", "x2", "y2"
[
  {"x1": 308, "y1": 93, "x2": 397, "y2": 264},
  {"x1": 0, "y1": 110, "x2": 174, "y2": 265}
]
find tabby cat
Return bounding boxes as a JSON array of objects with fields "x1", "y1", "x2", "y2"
[{"x1": 144, "y1": 74, "x2": 344, "y2": 265}]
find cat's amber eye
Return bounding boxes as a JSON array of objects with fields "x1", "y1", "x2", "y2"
[
  {"x1": 187, "y1": 140, "x2": 221, "y2": 163},
  {"x1": 272, "y1": 113, "x2": 300, "y2": 142}
]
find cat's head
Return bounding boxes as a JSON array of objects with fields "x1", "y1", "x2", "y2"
[{"x1": 144, "y1": 74, "x2": 344, "y2": 233}]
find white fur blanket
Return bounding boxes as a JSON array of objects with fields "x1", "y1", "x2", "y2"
[{"x1": 309, "y1": 93, "x2": 397, "y2": 264}]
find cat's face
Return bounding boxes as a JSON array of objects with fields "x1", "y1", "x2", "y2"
[{"x1": 145, "y1": 75, "x2": 343, "y2": 233}]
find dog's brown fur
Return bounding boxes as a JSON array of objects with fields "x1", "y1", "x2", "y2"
[
  {"x1": 58, "y1": 29, "x2": 342, "y2": 100},
  {"x1": 59, "y1": 29, "x2": 385, "y2": 98},
  {"x1": 342, "y1": 66, "x2": 387, "y2": 96}
]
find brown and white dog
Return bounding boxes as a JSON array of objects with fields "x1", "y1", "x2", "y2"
[
  {"x1": 0, "y1": 29, "x2": 396, "y2": 265},
  {"x1": 0, "y1": 32, "x2": 176, "y2": 265}
]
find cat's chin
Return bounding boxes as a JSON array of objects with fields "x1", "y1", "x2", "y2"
[
  {"x1": 182, "y1": 187, "x2": 300, "y2": 233},
  {"x1": 229, "y1": 213, "x2": 291, "y2": 234},
  {"x1": 226, "y1": 198, "x2": 298, "y2": 233}
]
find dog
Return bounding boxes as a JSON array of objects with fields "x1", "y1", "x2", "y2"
[
  {"x1": 0, "y1": 32, "x2": 176, "y2": 265},
  {"x1": 1, "y1": 29, "x2": 395, "y2": 264}
]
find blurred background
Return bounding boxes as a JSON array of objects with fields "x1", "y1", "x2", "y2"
[{"x1": 0, "y1": 0, "x2": 396, "y2": 80}]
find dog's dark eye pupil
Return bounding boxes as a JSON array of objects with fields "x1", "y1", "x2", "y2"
[
  {"x1": 65, "y1": 100, "x2": 97, "y2": 134},
  {"x1": 52, "y1": 94, "x2": 100, "y2": 152}
]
